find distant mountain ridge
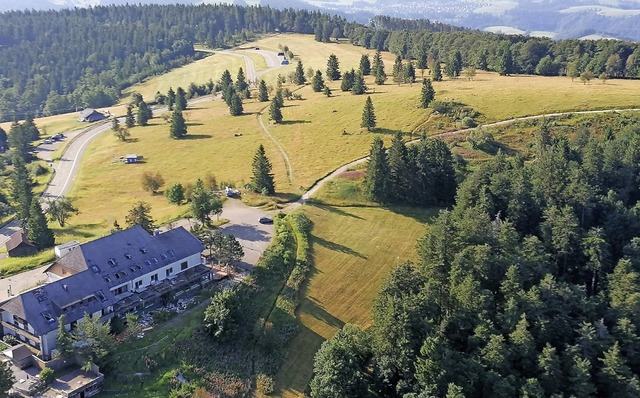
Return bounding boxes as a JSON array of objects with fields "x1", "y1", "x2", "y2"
[{"x1": 2, "y1": 0, "x2": 640, "y2": 41}]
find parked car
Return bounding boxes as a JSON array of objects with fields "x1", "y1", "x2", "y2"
[
  {"x1": 258, "y1": 217, "x2": 273, "y2": 225},
  {"x1": 43, "y1": 139, "x2": 53, "y2": 144}
]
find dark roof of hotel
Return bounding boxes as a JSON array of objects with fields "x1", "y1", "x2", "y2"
[{"x1": 1, "y1": 226, "x2": 203, "y2": 336}]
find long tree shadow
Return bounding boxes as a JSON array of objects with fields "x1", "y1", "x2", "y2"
[
  {"x1": 182, "y1": 134, "x2": 212, "y2": 140},
  {"x1": 313, "y1": 204, "x2": 364, "y2": 220},
  {"x1": 279, "y1": 120, "x2": 311, "y2": 125},
  {"x1": 303, "y1": 295, "x2": 346, "y2": 330},
  {"x1": 221, "y1": 223, "x2": 271, "y2": 243},
  {"x1": 313, "y1": 235, "x2": 367, "y2": 259},
  {"x1": 383, "y1": 205, "x2": 443, "y2": 224}
]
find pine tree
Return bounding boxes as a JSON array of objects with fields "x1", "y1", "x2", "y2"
[
  {"x1": 11, "y1": 155, "x2": 33, "y2": 226},
  {"x1": 388, "y1": 132, "x2": 409, "y2": 203},
  {"x1": 359, "y1": 54, "x2": 371, "y2": 75},
  {"x1": 361, "y1": 96, "x2": 376, "y2": 131},
  {"x1": 125, "y1": 201, "x2": 155, "y2": 234},
  {"x1": 229, "y1": 92, "x2": 243, "y2": 116},
  {"x1": 432, "y1": 59, "x2": 443, "y2": 81},
  {"x1": 258, "y1": 80, "x2": 269, "y2": 102},
  {"x1": 169, "y1": 108, "x2": 187, "y2": 139},
  {"x1": 27, "y1": 197, "x2": 55, "y2": 250},
  {"x1": 235, "y1": 67, "x2": 248, "y2": 92},
  {"x1": 312, "y1": 70, "x2": 325, "y2": 92},
  {"x1": 136, "y1": 100, "x2": 152, "y2": 126},
  {"x1": 219, "y1": 69, "x2": 233, "y2": 92},
  {"x1": 326, "y1": 54, "x2": 341, "y2": 81},
  {"x1": 351, "y1": 70, "x2": 366, "y2": 95},
  {"x1": 269, "y1": 99, "x2": 283, "y2": 123},
  {"x1": 392, "y1": 55, "x2": 405, "y2": 85},
  {"x1": 372, "y1": 50, "x2": 387, "y2": 85},
  {"x1": 274, "y1": 89, "x2": 284, "y2": 109},
  {"x1": 250, "y1": 144, "x2": 275, "y2": 195},
  {"x1": 323, "y1": 85, "x2": 332, "y2": 97},
  {"x1": 167, "y1": 87, "x2": 176, "y2": 111},
  {"x1": 416, "y1": 47, "x2": 428, "y2": 76},
  {"x1": 364, "y1": 137, "x2": 389, "y2": 202},
  {"x1": 405, "y1": 62, "x2": 416, "y2": 83},
  {"x1": 111, "y1": 117, "x2": 120, "y2": 132},
  {"x1": 341, "y1": 69, "x2": 354, "y2": 91},
  {"x1": 294, "y1": 60, "x2": 306, "y2": 85},
  {"x1": 125, "y1": 105, "x2": 135, "y2": 128},
  {"x1": 420, "y1": 78, "x2": 436, "y2": 108},
  {"x1": 175, "y1": 87, "x2": 188, "y2": 110}
]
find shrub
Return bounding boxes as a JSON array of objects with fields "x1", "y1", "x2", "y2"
[
  {"x1": 27, "y1": 162, "x2": 49, "y2": 177},
  {"x1": 39, "y1": 367, "x2": 55, "y2": 385},
  {"x1": 2, "y1": 335, "x2": 18, "y2": 346},
  {"x1": 256, "y1": 374, "x2": 274, "y2": 395},
  {"x1": 462, "y1": 117, "x2": 477, "y2": 128}
]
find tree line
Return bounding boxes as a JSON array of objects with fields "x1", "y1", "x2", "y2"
[
  {"x1": 0, "y1": 4, "x2": 347, "y2": 121},
  {"x1": 311, "y1": 117, "x2": 640, "y2": 397}
]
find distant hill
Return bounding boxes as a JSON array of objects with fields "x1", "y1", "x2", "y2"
[{"x1": 3, "y1": 0, "x2": 640, "y2": 41}]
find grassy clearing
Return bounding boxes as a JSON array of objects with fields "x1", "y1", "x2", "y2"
[
  {"x1": 56, "y1": 99, "x2": 290, "y2": 244},
  {"x1": 0, "y1": 113, "x2": 86, "y2": 136},
  {"x1": 0, "y1": 251, "x2": 55, "y2": 277},
  {"x1": 275, "y1": 204, "x2": 438, "y2": 397},
  {"x1": 236, "y1": 50, "x2": 268, "y2": 71},
  {"x1": 122, "y1": 52, "x2": 244, "y2": 103}
]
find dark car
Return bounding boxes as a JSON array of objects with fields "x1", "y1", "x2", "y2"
[{"x1": 258, "y1": 217, "x2": 273, "y2": 224}]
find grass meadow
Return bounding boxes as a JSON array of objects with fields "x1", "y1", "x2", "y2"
[{"x1": 275, "y1": 204, "x2": 438, "y2": 397}]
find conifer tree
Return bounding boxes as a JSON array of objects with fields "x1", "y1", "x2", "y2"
[
  {"x1": 417, "y1": 47, "x2": 428, "y2": 76},
  {"x1": 388, "y1": 132, "x2": 409, "y2": 203},
  {"x1": 392, "y1": 55, "x2": 405, "y2": 85},
  {"x1": 405, "y1": 61, "x2": 416, "y2": 83},
  {"x1": 323, "y1": 85, "x2": 332, "y2": 97},
  {"x1": 166, "y1": 87, "x2": 176, "y2": 111},
  {"x1": 274, "y1": 89, "x2": 284, "y2": 109},
  {"x1": 11, "y1": 155, "x2": 33, "y2": 227},
  {"x1": 125, "y1": 104, "x2": 135, "y2": 128},
  {"x1": 175, "y1": 86, "x2": 188, "y2": 110},
  {"x1": 359, "y1": 54, "x2": 371, "y2": 75},
  {"x1": 136, "y1": 100, "x2": 152, "y2": 126},
  {"x1": 432, "y1": 59, "x2": 443, "y2": 81},
  {"x1": 111, "y1": 117, "x2": 120, "y2": 132},
  {"x1": 27, "y1": 197, "x2": 55, "y2": 250},
  {"x1": 269, "y1": 99, "x2": 283, "y2": 123},
  {"x1": 364, "y1": 137, "x2": 389, "y2": 202},
  {"x1": 258, "y1": 80, "x2": 269, "y2": 102},
  {"x1": 420, "y1": 78, "x2": 436, "y2": 108},
  {"x1": 294, "y1": 60, "x2": 306, "y2": 85},
  {"x1": 312, "y1": 70, "x2": 325, "y2": 92},
  {"x1": 361, "y1": 96, "x2": 376, "y2": 131},
  {"x1": 219, "y1": 69, "x2": 233, "y2": 91},
  {"x1": 229, "y1": 92, "x2": 243, "y2": 116},
  {"x1": 235, "y1": 67, "x2": 248, "y2": 92},
  {"x1": 372, "y1": 50, "x2": 387, "y2": 85},
  {"x1": 341, "y1": 69, "x2": 354, "y2": 91},
  {"x1": 351, "y1": 70, "x2": 366, "y2": 95},
  {"x1": 250, "y1": 144, "x2": 275, "y2": 195},
  {"x1": 125, "y1": 201, "x2": 155, "y2": 234},
  {"x1": 326, "y1": 54, "x2": 341, "y2": 81},
  {"x1": 169, "y1": 108, "x2": 187, "y2": 139}
]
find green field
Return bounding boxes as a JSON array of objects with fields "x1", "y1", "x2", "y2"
[{"x1": 275, "y1": 204, "x2": 438, "y2": 397}]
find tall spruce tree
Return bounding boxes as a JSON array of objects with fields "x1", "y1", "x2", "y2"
[
  {"x1": 229, "y1": 92, "x2": 243, "y2": 116},
  {"x1": 269, "y1": 99, "x2": 283, "y2": 123},
  {"x1": 166, "y1": 87, "x2": 176, "y2": 111},
  {"x1": 359, "y1": 54, "x2": 371, "y2": 75},
  {"x1": 312, "y1": 70, "x2": 325, "y2": 92},
  {"x1": 136, "y1": 100, "x2": 152, "y2": 126},
  {"x1": 361, "y1": 96, "x2": 376, "y2": 131},
  {"x1": 351, "y1": 70, "x2": 366, "y2": 95},
  {"x1": 405, "y1": 62, "x2": 416, "y2": 83},
  {"x1": 250, "y1": 144, "x2": 275, "y2": 195},
  {"x1": 175, "y1": 87, "x2": 188, "y2": 110},
  {"x1": 258, "y1": 80, "x2": 269, "y2": 102},
  {"x1": 420, "y1": 78, "x2": 436, "y2": 108},
  {"x1": 11, "y1": 155, "x2": 33, "y2": 227},
  {"x1": 27, "y1": 197, "x2": 54, "y2": 250},
  {"x1": 294, "y1": 60, "x2": 307, "y2": 85},
  {"x1": 125, "y1": 201, "x2": 155, "y2": 234},
  {"x1": 388, "y1": 132, "x2": 409, "y2": 203},
  {"x1": 111, "y1": 116, "x2": 120, "y2": 132},
  {"x1": 364, "y1": 137, "x2": 390, "y2": 203},
  {"x1": 341, "y1": 69, "x2": 355, "y2": 91},
  {"x1": 392, "y1": 55, "x2": 405, "y2": 85},
  {"x1": 236, "y1": 67, "x2": 248, "y2": 92},
  {"x1": 326, "y1": 54, "x2": 341, "y2": 81},
  {"x1": 432, "y1": 59, "x2": 443, "y2": 81},
  {"x1": 125, "y1": 104, "x2": 135, "y2": 128},
  {"x1": 169, "y1": 108, "x2": 187, "y2": 139},
  {"x1": 373, "y1": 50, "x2": 387, "y2": 85}
]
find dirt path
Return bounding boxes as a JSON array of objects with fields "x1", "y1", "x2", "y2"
[{"x1": 295, "y1": 107, "x2": 640, "y2": 205}]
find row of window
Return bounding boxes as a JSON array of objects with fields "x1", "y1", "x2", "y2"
[{"x1": 112, "y1": 261, "x2": 190, "y2": 295}]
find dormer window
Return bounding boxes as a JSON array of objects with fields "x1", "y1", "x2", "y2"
[
  {"x1": 125, "y1": 253, "x2": 132, "y2": 259},
  {"x1": 108, "y1": 258, "x2": 117, "y2": 266},
  {"x1": 140, "y1": 248, "x2": 148, "y2": 254}
]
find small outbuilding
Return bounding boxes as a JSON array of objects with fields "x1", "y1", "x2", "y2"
[
  {"x1": 3, "y1": 344, "x2": 34, "y2": 369},
  {"x1": 78, "y1": 108, "x2": 106, "y2": 123},
  {"x1": 125, "y1": 154, "x2": 142, "y2": 164},
  {"x1": 5, "y1": 231, "x2": 38, "y2": 258}
]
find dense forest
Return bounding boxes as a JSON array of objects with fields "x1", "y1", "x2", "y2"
[
  {"x1": 0, "y1": 4, "x2": 348, "y2": 121},
  {"x1": 311, "y1": 116, "x2": 640, "y2": 397},
  {"x1": 1, "y1": 4, "x2": 640, "y2": 121}
]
